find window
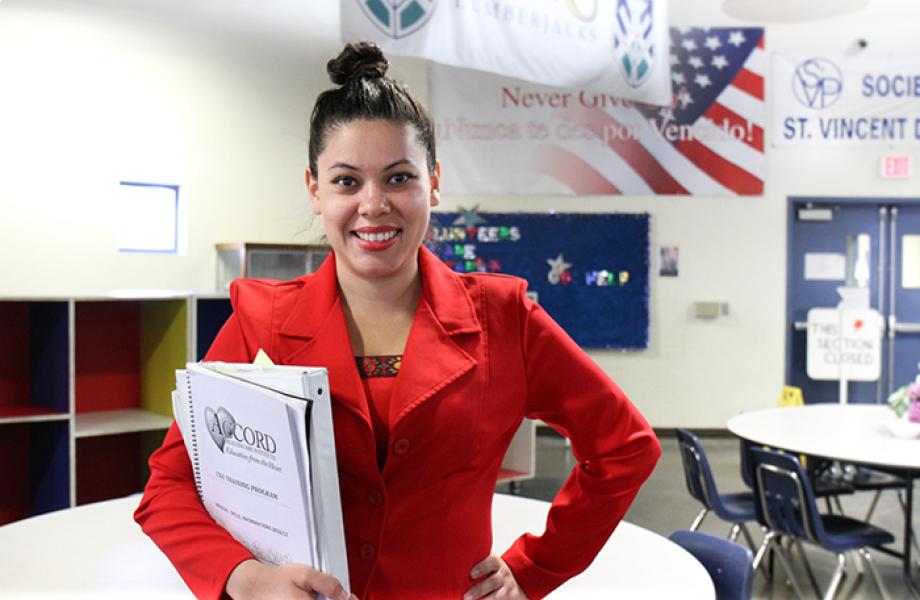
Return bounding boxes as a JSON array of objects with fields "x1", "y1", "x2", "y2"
[{"x1": 116, "y1": 181, "x2": 182, "y2": 254}]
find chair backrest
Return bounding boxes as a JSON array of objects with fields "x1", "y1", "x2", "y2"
[
  {"x1": 739, "y1": 438, "x2": 755, "y2": 490},
  {"x1": 675, "y1": 428, "x2": 717, "y2": 509},
  {"x1": 749, "y1": 447, "x2": 825, "y2": 544},
  {"x1": 669, "y1": 529, "x2": 754, "y2": 600}
]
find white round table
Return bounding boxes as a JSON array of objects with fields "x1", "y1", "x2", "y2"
[
  {"x1": 727, "y1": 404, "x2": 920, "y2": 596},
  {"x1": 0, "y1": 493, "x2": 713, "y2": 599}
]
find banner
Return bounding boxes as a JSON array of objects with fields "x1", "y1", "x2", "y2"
[
  {"x1": 430, "y1": 27, "x2": 765, "y2": 196},
  {"x1": 773, "y1": 55, "x2": 920, "y2": 146},
  {"x1": 341, "y1": 0, "x2": 672, "y2": 105},
  {"x1": 425, "y1": 209, "x2": 649, "y2": 349}
]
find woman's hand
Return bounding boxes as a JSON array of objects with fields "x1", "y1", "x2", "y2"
[
  {"x1": 225, "y1": 559, "x2": 357, "y2": 600},
  {"x1": 463, "y1": 555, "x2": 528, "y2": 600}
]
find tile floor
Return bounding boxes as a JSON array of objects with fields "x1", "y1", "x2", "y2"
[{"x1": 497, "y1": 430, "x2": 918, "y2": 599}]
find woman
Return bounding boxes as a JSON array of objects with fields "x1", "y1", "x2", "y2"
[{"x1": 135, "y1": 42, "x2": 661, "y2": 600}]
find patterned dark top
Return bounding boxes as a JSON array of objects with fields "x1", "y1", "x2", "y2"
[{"x1": 356, "y1": 355, "x2": 402, "y2": 378}]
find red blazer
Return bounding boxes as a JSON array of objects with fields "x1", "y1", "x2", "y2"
[{"x1": 135, "y1": 247, "x2": 660, "y2": 600}]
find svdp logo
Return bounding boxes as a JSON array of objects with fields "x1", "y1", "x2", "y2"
[
  {"x1": 612, "y1": 0, "x2": 656, "y2": 88},
  {"x1": 358, "y1": 0, "x2": 437, "y2": 39},
  {"x1": 792, "y1": 58, "x2": 843, "y2": 109}
]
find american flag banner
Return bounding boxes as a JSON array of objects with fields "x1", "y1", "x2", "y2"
[{"x1": 429, "y1": 27, "x2": 765, "y2": 196}]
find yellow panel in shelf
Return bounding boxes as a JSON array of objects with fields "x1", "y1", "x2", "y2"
[{"x1": 140, "y1": 300, "x2": 188, "y2": 416}]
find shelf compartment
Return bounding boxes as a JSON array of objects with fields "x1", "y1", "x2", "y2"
[
  {"x1": 0, "y1": 421, "x2": 69, "y2": 525},
  {"x1": 75, "y1": 299, "x2": 187, "y2": 417},
  {"x1": 0, "y1": 302, "x2": 69, "y2": 418},
  {"x1": 76, "y1": 430, "x2": 165, "y2": 505}
]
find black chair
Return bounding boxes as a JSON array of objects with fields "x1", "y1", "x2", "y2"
[
  {"x1": 676, "y1": 429, "x2": 757, "y2": 549},
  {"x1": 669, "y1": 529, "x2": 754, "y2": 600},
  {"x1": 750, "y1": 447, "x2": 894, "y2": 600}
]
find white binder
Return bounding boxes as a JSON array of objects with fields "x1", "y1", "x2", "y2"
[{"x1": 173, "y1": 362, "x2": 349, "y2": 591}]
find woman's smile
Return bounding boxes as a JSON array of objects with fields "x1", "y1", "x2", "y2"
[{"x1": 352, "y1": 226, "x2": 402, "y2": 251}]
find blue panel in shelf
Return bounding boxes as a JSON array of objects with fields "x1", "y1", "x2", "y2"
[
  {"x1": 30, "y1": 302, "x2": 69, "y2": 414},
  {"x1": 31, "y1": 421, "x2": 70, "y2": 515},
  {"x1": 196, "y1": 299, "x2": 233, "y2": 360}
]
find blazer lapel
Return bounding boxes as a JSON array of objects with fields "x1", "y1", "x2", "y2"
[
  {"x1": 276, "y1": 255, "x2": 370, "y2": 429},
  {"x1": 389, "y1": 248, "x2": 482, "y2": 426}
]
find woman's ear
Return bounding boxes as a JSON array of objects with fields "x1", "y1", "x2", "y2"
[
  {"x1": 429, "y1": 160, "x2": 441, "y2": 207},
  {"x1": 305, "y1": 168, "x2": 322, "y2": 215}
]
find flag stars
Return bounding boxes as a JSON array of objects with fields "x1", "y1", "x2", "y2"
[
  {"x1": 728, "y1": 30, "x2": 746, "y2": 47},
  {"x1": 678, "y1": 89, "x2": 694, "y2": 109},
  {"x1": 693, "y1": 73, "x2": 712, "y2": 88},
  {"x1": 670, "y1": 53, "x2": 680, "y2": 66},
  {"x1": 687, "y1": 55, "x2": 704, "y2": 69},
  {"x1": 658, "y1": 106, "x2": 675, "y2": 121},
  {"x1": 681, "y1": 38, "x2": 697, "y2": 52},
  {"x1": 704, "y1": 36, "x2": 721, "y2": 51},
  {"x1": 711, "y1": 55, "x2": 729, "y2": 70},
  {"x1": 671, "y1": 71, "x2": 686, "y2": 85}
]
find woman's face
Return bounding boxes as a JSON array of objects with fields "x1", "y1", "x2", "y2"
[{"x1": 307, "y1": 119, "x2": 440, "y2": 284}]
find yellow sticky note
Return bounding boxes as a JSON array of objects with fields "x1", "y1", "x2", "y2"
[
  {"x1": 253, "y1": 349, "x2": 275, "y2": 365},
  {"x1": 778, "y1": 385, "x2": 803, "y2": 407}
]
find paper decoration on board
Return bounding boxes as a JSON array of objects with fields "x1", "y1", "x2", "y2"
[{"x1": 426, "y1": 210, "x2": 649, "y2": 349}]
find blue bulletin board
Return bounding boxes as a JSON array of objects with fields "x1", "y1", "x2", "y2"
[{"x1": 425, "y1": 209, "x2": 650, "y2": 349}]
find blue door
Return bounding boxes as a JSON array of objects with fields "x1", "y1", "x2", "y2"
[
  {"x1": 889, "y1": 205, "x2": 920, "y2": 395},
  {"x1": 787, "y1": 199, "x2": 920, "y2": 405}
]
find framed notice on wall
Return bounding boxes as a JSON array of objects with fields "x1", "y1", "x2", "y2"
[{"x1": 425, "y1": 210, "x2": 650, "y2": 349}]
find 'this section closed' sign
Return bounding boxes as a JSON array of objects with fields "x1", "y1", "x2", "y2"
[{"x1": 806, "y1": 308, "x2": 882, "y2": 381}]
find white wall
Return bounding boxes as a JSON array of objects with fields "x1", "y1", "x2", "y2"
[{"x1": 0, "y1": 0, "x2": 917, "y2": 427}]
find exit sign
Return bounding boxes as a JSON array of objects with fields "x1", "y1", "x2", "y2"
[{"x1": 880, "y1": 155, "x2": 912, "y2": 179}]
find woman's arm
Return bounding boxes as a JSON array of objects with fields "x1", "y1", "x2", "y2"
[{"x1": 500, "y1": 286, "x2": 662, "y2": 599}]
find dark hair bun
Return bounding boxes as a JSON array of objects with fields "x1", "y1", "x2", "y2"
[{"x1": 327, "y1": 42, "x2": 389, "y2": 86}]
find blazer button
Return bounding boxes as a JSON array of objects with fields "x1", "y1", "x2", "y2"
[
  {"x1": 393, "y1": 438, "x2": 410, "y2": 456},
  {"x1": 368, "y1": 489, "x2": 384, "y2": 507},
  {"x1": 359, "y1": 542, "x2": 376, "y2": 561}
]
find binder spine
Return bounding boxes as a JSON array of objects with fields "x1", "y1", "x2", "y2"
[{"x1": 186, "y1": 374, "x2": 204, "y2": 499}]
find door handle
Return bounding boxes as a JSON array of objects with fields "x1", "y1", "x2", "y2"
[{"x1": 893, "y1": 321, "x2": 920, "y2": 334}]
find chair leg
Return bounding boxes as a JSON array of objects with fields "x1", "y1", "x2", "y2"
[
  {"x1": 858, "y1": 548, "x2": 890, "y2": 600},
  {"x1": 864, "y1": 489, "x2": 883, "y2": 521},
  {"x1": 832, "y1": 495, "x2": 845, "y2": 515},
  {"x1": 822, "y1": 553, "x2": 847, "y2": 600},
  {"x1": 752, "y1": 530, "x2": 775, "y2": 576},
  {"x1": 792, "y1": 540, "x2": 821, "y2": 598},
  {"x1": 740, "y1": 523, "x2": 758, "y2": 553},
  {"x1": 729, "y1": 523, "x2": 741, "y2": 542},
  {"x1": 689, "y1": 507, "x2": 708, "y2": 531},
  {"x1": 773, "y1": 541, "x2": 808, "y2": 599}
]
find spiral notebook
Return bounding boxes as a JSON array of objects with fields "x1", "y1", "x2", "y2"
[{"x1": 172, "y1": 361, "x2": 349, "y2": 591}]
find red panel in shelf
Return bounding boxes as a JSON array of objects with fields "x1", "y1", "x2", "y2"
[
  {"x1": 76, "y1": 301, "x2": 141, "y2": 413},
  {"x1": 0, "y1": 425, "x2": 31, "y2": 525},
  {"x1": 76, "y1": 433, "x2": 143, "y2": 505},
  {"x1": 0, "y1": 303, "x2": 31, "y2": 409}
]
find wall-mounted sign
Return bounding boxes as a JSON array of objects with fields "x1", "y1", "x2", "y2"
[
  {"x1": 880, "y1": 155, "x2": 912, "y2": 179},
  {"x1": 773, "y1": 55, "x2": 920, "y2": 146},
  {"x1": 431, "y1": 26, "x2": 766, "y2": 196}
]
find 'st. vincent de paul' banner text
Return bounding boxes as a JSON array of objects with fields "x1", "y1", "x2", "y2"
[
  {"x1": 774, "y1": 54, "x2": 920, "y2": 146},
  {"x1": 341, "y1": 0, "x2": 672, "y2": 106}
]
